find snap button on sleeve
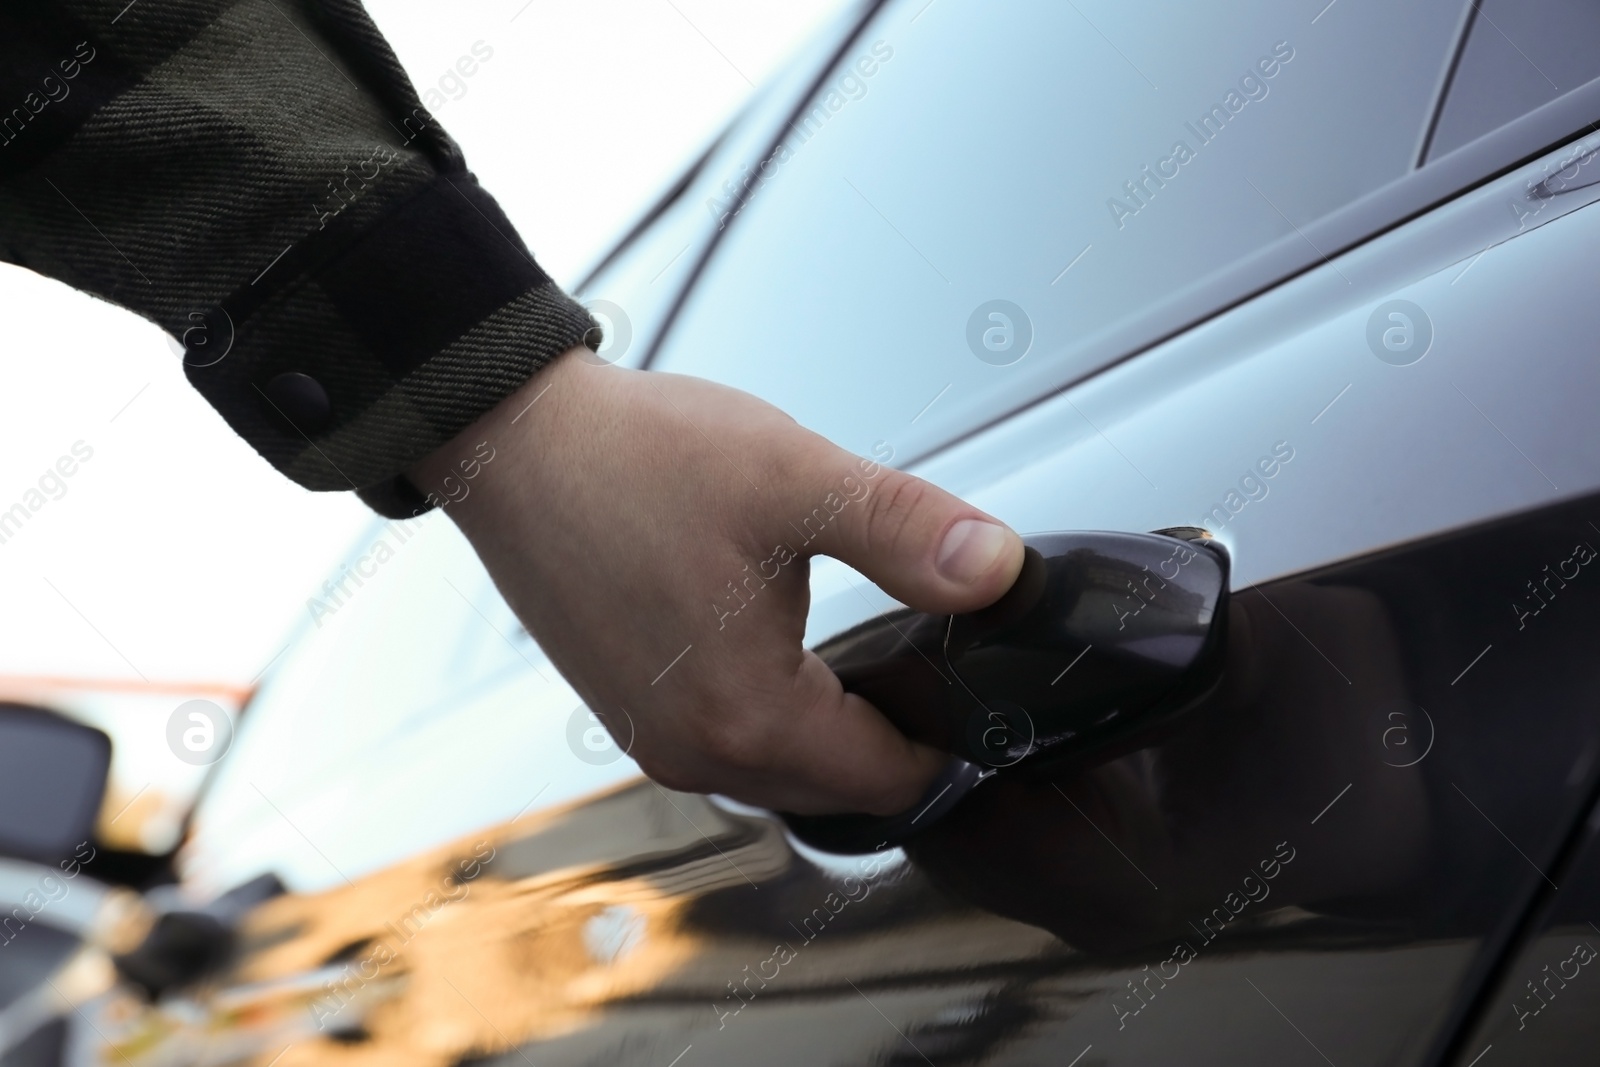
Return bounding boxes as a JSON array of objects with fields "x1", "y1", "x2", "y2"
[{"x1": 260, "y1": 372, "x2": 333, "y2": 435}]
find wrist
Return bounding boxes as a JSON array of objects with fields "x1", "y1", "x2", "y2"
[{"x1": 406, "y1": 345, "x2": 590, "y2": 515}]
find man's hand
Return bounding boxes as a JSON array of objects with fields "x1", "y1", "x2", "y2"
[{"x1": 410, "y1": 350, "x2": 1024, "y2": 815}]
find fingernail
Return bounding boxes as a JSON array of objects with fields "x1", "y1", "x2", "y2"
[{"x1": 936, "y1": 519, "x2": 1009, "y2": 584}]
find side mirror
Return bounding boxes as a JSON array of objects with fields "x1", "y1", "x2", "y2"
[{"x1": 0, "y1": 703, "x2": 111, "y2": 863}]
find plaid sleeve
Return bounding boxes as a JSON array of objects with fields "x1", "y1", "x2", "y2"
[{"x1": 0, "y1": 0, "x2": 596, "y2": 518}]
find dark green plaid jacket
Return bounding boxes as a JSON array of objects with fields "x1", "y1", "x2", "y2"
[{"x1": 0, "y1": 1, "x2": 595, "y2": 517}]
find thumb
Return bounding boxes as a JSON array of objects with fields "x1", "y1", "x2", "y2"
[{"x1": 801, "y1": 446, "x2": 1025, "y2": 615}]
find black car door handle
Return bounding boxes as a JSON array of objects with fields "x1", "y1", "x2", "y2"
[{"x1": 781, "y1": 528, "x2": 1230, "y2": 853}]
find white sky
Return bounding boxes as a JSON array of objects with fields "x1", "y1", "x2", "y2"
[{"x1": 0, "y1": 0, "x2": 847, "y2": 689}]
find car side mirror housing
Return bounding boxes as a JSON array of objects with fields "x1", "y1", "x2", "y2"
[{"x1": 0, "y1": 703, "x2": 111, "y2": 863}]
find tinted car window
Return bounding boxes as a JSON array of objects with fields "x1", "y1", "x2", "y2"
[
  {"x1": 1427, "y1": 0, "x2": 1600, "y2": 160},
  {"x1": 651, "y1": 0, "x2": 1462, "y2": 461}
]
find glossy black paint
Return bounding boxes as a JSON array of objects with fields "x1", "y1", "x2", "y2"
[
  {"x1": 882, "y1": 490, "x2": 1600, "y2": 1064},
  {"x1": 505, "y1": 471, "x2": 1597, "y2": 1064},
  {"x1": 1446, "y1": 784, "x2": 1600, "y2": 1063},
  {"x1": 88, "y1": 501, "x2": 1599, "y2": 1067}
]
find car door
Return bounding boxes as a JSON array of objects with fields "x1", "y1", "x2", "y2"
[{"x1": 606, "y1": 0, "x2": 1600, "y2": 1063}]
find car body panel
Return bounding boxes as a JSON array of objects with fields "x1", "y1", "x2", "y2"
[
  {"x1": 76, "y1": 483, "x2": 1600, "y2": 1065},
  {"x1": 1448, "y1": 787, "x2": 1600, "y2": 1064}
]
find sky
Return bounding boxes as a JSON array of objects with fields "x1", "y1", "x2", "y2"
[{"x1": 0, "y1": 0, "x2": 848, "y2": 692}]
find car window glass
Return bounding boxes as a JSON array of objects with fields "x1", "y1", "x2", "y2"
[
  {"x1": 574, "y1": 3, "x2": 880, "y2": 367},
  {"x1": 1427, "y1": 0, "x2": 1600, "y2": 161},
  {"x1": 650, "y1": 0, "x2": 1462, "y2": 461}
]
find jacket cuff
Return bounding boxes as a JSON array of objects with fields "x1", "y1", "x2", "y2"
[
  {"x1": 355, "y1": 474, "x2": 435, "y2": 521},
  {"x1": 183, "y1": 172, "x2": 596, "y2": 504}
]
